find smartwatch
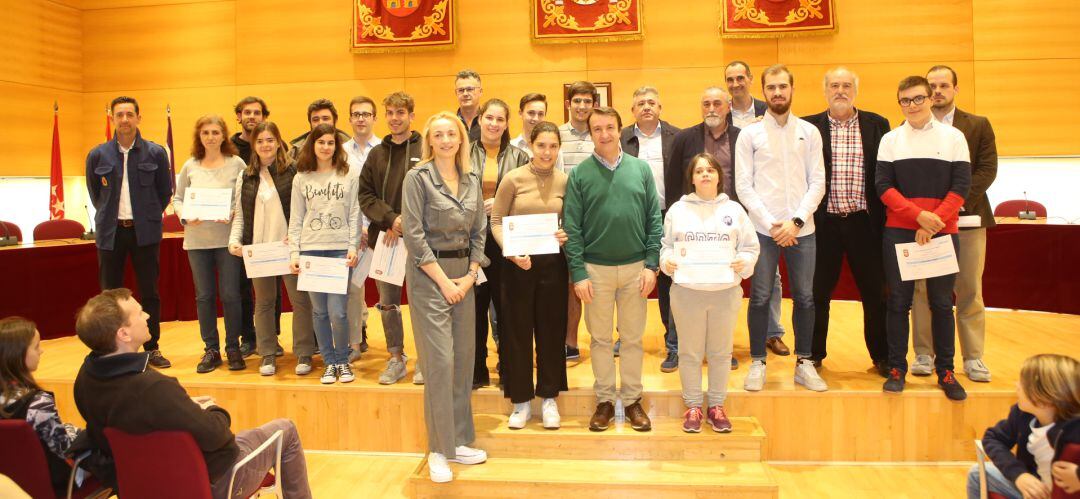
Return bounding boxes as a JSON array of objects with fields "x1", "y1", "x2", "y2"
[{"x1": 791, "y1": 217, "x2": 805, "y2": 229}]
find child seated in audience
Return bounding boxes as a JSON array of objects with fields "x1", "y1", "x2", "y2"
[
  {"x1": 969, "y1": 354, "x2": 1080, "y2": 499},
  {"x1": 0, "y1": 317, "x2": 91, "y2": 496}
]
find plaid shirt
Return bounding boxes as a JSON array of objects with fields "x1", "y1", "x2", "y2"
[{"x1": 827, "y1": 111, "x2": 866, "y2": 214}]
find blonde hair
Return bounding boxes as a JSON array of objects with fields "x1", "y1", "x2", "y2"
[
  {"x1": 419, "y1": 112, "x2": 471, "y2": 174},
  {"x1": 1020, "y1": 354, "x2": 1080, "y2": 422}
]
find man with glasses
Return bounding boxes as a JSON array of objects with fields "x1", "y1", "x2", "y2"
[
  {"x1": 734, "y1": 65, "x2": 827, "y2": 393},
  {"x1": 876, "y1": 76, "x2": 970, "y2": 400},
  {"x1": 909, "y1": 65, "x2": 998, "y2": 384},
  {"x1": 343, "y1": 96, "x2": 381, "y2": 362},
  {"x1": 559, "y1": 81, "x2": 600, "y2": 362},
  {"x1": 802, "y1": 67, "x2": 891, "y2": 376},
  {"x1": 454, "y1": 69, "x2": 483, "y2": 142},
  {"x1": 666, "y1": 86, "x2": 742, "y2": 370}
]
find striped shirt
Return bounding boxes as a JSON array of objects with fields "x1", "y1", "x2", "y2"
[
  {"x1": 875, "y1": 119, "x2": 971, "y2": 233},
  {"x1": 558, "y1": 122, "x2": 594, "y2": 173}
]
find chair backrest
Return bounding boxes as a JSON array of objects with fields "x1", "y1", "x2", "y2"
[
  {"x1": 33, "y1": 219, "x2": 86, "y2": 241},
  {"x1": 163, "y1": 213, "x2": 184, "y2": 233},
  {"x1": 0, "y1": 419, "x2": 58, "y2": 498},
  {"x1": 993, "y1": 199, "x2": 1048, "y2": 218},
  {"x1": 0, "y1": 221, "x2": 23, "y2": 242},
  {"x1": 104, "y1": 427, "x2": 213, "y2": 499}
]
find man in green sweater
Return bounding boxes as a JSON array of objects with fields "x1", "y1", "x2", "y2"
[{"x1": 564, "y1": 106, "x2": 663, "y2": 433}]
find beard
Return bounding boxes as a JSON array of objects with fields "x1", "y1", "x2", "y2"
[
  {"x1": 767, "y1": 98, "x2": 791, "y2": 116},
  {"x1": 704, "y1": 115, "x2": 723, "y2": 128}
]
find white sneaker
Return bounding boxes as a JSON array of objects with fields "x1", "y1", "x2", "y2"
[
  {"x1": 743, "y1": 360, "x2": 766, "y2": 391},
  {"x1": 794, "y1": 359, "x2": 829, "y2": 392},
  {"x1": 319, "y1": 364, "x2": 338, "y2": 384},
  {"x1": 428, "y1": 452, "x2": 452, "y2": 483},
  {"x1": 448, "y1": 445, "x2": 487, "y2": 465},
  {"x1": 295, "y1": 356, "x2": 313, "y2": 376},
  {"x1": 964, "y1": 359, "x2": 992, "y2": 382},
  {"x1": 379, "y1": 357, "x2": 407, "y2": 385},
  {"x1": 337, "y1": 363, "x2": 355, "y2": 383},
  {"x1": 508, "y1": 402, "x2": 531, "y2": 429},
  {"x1": 541, "y1": 398, "x2": 560, "y2": 429},
  {"x1": 911, "y1": 354, "x2": 934, "y2": 376},
  {"x1": 413, "y1": 367, "x2": 425, "y2": 385}
]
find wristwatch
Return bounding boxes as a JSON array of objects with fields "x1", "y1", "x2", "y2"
[
  {"x1": 791, "y1": 217, "x2": 805, "y2": 229},
  {"x1": 467, "y1": 269, "x2": 479, "y2": 280}
]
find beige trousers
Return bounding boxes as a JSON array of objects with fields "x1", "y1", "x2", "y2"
[
  {"x1": 584, "y1": 261, "x2": 647, "y2": 406},
  {"x1": 912, "y1": 228, "x2": 986, "y2": 360}
]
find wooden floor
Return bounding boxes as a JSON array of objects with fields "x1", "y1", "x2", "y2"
[{"x1": 35, "y1": 299, "x2": 1079, "y2": 462}]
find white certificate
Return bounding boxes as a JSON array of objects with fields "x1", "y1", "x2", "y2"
[
  {"x1": 369, "y1": 232, "x2": 406, "y2": 286},
  {"x1": 673, "y1": 240, "x2": 735, "y2": 285},
  {"x1": 241, "y1": 241, "x2": 292, "y2": 278},
  {"x1": 350, "y1": 248, "x2": 374, "y2": 288},
  {"x1": 181, "y1": 187, "x2": 232, "y2": 221},
  {"x1": 895, "y1": 235, "x2": 959, "y2": 281},
  {"x1": 501, "y1": 213, "x2": 560, "y2": 257},
  {"x1": 297, "y1": 255, "x2": 349, "y2": 295}
]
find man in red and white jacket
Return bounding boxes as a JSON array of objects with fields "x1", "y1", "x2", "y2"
[{"x1": 875, "y1": 75, "x2": 971, "y2": 401}]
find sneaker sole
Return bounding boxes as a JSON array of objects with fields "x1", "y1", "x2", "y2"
[
  {"x1": 964, "y1": 372, "x2": 991, "y2": 383},
  {"x1": 339, "y1": 377, "x2": 355, "y2": 383},
  {"x1": 295, "y1": 367, "x2": 312, "y2": 376},
  {"x1": 379, "y1": 374, "x2": 406, "y2": 385},
  {"x1": 630, "y1": 423, "x2": 651, "y2": 432},
  {"x1": 711, "y1": 425, "x2": 733, "y2": 433},
  {"x1": 660, "y1": 365, "x2": 678, "y2": 373},
  {"x1": 447, "y1": 456, "x2": 486, "y2": 465},
  {"x1": 682, "y1": 426, "x2": 701, "y2": 433},
  {"x1": 543, "y1": 421, "x2": 560, "y2": 430},
  {"x1": 320, "y1": 378, "x2": 336, "y2": 384},
  {"x1": 429, "y1": 472, "x2": 452, "y2": 483},
  {"x1": 910, "y1": 369, "x2": 933, "y2": 376},
  {"x1": 795, "y1": 378, "x2": 828, "y2": 392},
  {"x1": 259, "y1": 369, "x2": 275, "y2": 376}
]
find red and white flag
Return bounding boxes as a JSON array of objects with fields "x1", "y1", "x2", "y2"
[
  {"x1": 49, "y1": 103, "x2": 65, "y2": 220},
  {"x1": 105, "y1": 104, "x2": 112, "y2": 141}
]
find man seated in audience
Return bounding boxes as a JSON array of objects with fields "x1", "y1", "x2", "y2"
[{"x1": 72, "y1": 288, "x2": 312, "y2": 498}]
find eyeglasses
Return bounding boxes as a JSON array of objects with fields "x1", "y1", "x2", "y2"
[
  {"x1": 571, "y1": 97, "x2": 594, "y2": 106},
  {"x1": 456, "y1": 86, "x2": 479, "y2": 95},
  {"x1": 350, "y1": 112, "x2": 374, "y2": 120},
  {"x1": 898, "y1": 95, "x2": 928, "y2": 107}
]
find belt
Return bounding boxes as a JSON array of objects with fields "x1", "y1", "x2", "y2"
[
  {"x1": 825, "y1": 210, "x2": 867, "y2": 219},
  {"x1": 433, "y1": 248, "x2": 470, "y2": 259},
  {"x1": 118, "y1": 219, "x2": 135, "y2": 228}
]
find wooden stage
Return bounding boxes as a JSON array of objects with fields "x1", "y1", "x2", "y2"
[{"x1": 35, "y1": 299, "x2": 1079, "y2": 497}]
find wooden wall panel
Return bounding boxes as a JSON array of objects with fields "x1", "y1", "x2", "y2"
[
  {"x1": 778, "y1": 0, "x2": 973, "y2": 65},
  {"x1": 403, "y1": 0, "x2": 586, "y2": 78},
  {"x1": 585, "y1": 0, "x2": 776, "y2": 72},
  {"x1": 0, "y1": 83, "x2": 85, "y2": 177},
  {"x1": 973, "y1": 0, "x2": 1080, "y2": 61},
  {"x1": 974, "y1": 59, "x2": 1080, "y2": 156},
  {"x1": 0, "y1": 0, "x2": 82, "y2": 92},
  {"x1": 82, "y1": 1, "x2": 236, "y2": 92},
  {"x1": 235, "y1": 0, "x2": 404, "y2": 86},
  {"x1": 587, "y1": 67, "x2": 746, "y2": 131}
]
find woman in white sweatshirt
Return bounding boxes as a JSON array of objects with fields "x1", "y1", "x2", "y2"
[{"x1": 660, "y1": 152, "x2": 759, "y2": 434}]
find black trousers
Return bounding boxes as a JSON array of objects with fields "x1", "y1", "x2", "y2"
[
  {"x1": 473, "y1": 230, "x2": 503, "y2": 385},
  {"x1": 811, "y1": 211, "x2": 888, "y2": 363},
  {"x1": 97, "y1": 226, "x2": 161, "y2": 351},
  {"x1": 499, "y1": 253, "x2": 569, "y2": 403}
]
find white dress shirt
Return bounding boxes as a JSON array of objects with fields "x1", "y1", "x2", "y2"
[
  {"x1": 734, "y1": 112, "x2": 826, "y2": 236},
  {"x1": 117, "y1": 140, "x2": 135, "y2": 220},
  {"x1": 344, "y1": 135, "x2": 381, "y2": 229},
  {"x1": 731, "y1": 99, "x2": 759, "y2": 129},
  {"x1": 633, "y1": 123, "x2": 666, "y2": 208},
  {"x1": 511, "y1": 133, "x2": 532, "y2": 158},
  {"x1": 938, "y1": 106, "x2": 956, "y2": 126}
]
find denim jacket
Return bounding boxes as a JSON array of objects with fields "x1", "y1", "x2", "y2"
[
  {"x1": 401, "y1": 161, "x2": 489, "y2": 269},
  {"x1": 85, "y1": 130, "x2": 173, "y2": 250}
]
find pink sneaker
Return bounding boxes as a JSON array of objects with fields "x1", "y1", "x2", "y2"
[
  {"x1": 682, "y1": 407, "x2": 703, "y2": 433},
  {"x1": 707, "y1": 405, "x2": 732, "y2": 433}
]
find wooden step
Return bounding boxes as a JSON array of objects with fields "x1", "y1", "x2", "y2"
[
  {"x1": 409, "y1": 457, "x2": 778, "y2": 498},
  {"x1": 472, "y1": 413, "x2": 765, "y2": 461}
]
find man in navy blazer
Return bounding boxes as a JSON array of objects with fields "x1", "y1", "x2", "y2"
[
  {"x1": 620, "y1": 86, "x2": 681, "y2": 373},
  {"x1": 802, "y1": 67, "x2": 891, "y2": 374},
  {"x1": 85, "y1": 96, "x2": 174, "y2": 368}
]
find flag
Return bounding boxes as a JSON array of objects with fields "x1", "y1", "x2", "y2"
[
  {"x1": 105, "y1": 104, "x2": 112, "y2": 141},
  {"x1": 166, "y1": 104, "x2": 176, "y2": 191},
  {"x1": 49, "y1": 103, "x2": 65, "y2": 220}
]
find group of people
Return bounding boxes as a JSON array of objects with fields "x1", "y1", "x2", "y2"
[{"x1": 65, "y1": 60, "x2": 1008, "y2": 483}]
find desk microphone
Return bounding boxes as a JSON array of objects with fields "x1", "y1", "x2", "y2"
[
  {"x1": 0, "y1": 219, "x2": 17, "y2": 247},
  {"x1": 81, "y1": 203, "x2": 97, "y2": 240},
  {"x1": 1018, "y1": 191, "x2": 1037, "y2": 220}
]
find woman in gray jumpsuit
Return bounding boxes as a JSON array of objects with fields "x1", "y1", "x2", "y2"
[{"x1": 401, "y1": 111, "x2": 489, "y2": 483}]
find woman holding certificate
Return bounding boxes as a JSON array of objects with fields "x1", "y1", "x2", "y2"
[
  {"x1": 469, "y1": 98, "x2": 529, "y2": 389},
  {"x1": 228, "y1": 121, "x2": 316, "y2": 377},
  {"x1": 490, "y1": 121, "x2": 569, "y2": 430},
  {"x1": 287, "y1": 123, "x2": 361, "y2": 385},
  {"x1": 174, "y1": 115, "x2": 247, "y2": 374},
  {"x1": 401, "y1": 112, "x2": 489, "y2": 483},
  {"x1": 660, "y1": 153, "x2": 759, "y2": 433}
]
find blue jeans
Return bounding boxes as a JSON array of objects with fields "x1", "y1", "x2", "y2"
[
  {"x1": 303, "y1": 250, "x2": 351, "y2": 365},
  {"x1": 883, "y1": 228, "x2": 957, "y2": 373},
  {"x1": 966, "y1": 462, "x2": 1023, "y2": 499},
  {"x1": 748, "y1": 233, "x2": 815, "y2": 360},
  {"x1": 767, "y1": 269, "x2": 786, "y2": 339},
  {"x1": 187, "y1": 247, "x2": 244, "y2": 352}
]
